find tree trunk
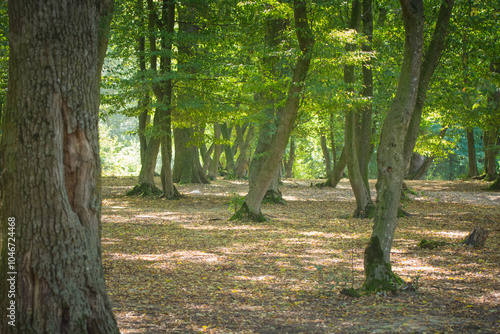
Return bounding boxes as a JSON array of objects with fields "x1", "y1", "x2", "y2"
[
  {"x1": 363, "y1": 0, "x2": 425, "y2": 292},
  {"x1": 220, "y1": 122, "x2": 236, "y2": 173},
  {"x1": 284, "y1": 138, "x2": 295, "y2": 178},
  {"x1": 343, "y1": 0, "x2": 374, "y2": 218},
  {"x1": 359, "y1": 0, "x2": 375, "y2": 186},
  {"x1": 173, "y1": 127, "x2": 209, "y2": 184},
  {"x1": 0, "y1": 1, "x2": 119, "y2": 332},
  {"x1": 407, "y1": 155, "x2": 434, "y2": 180},
  {"x1": 232, "y1": 0, "x2": 315, "y2": 221},
  {"x1": 483, "y1": 129, "x2": 499, "y2": 180},
  {"x1": 234, "y1": 124, "x2": 254, "y2": 178},
  {"x1": 208, "y1": 123, "x2": 222, "y2": 180},
  {"x1": 320, "y1": 135, "x2": 332, "y2": 177},
  {"x1": 402, "y1": 0, "x2": 455, "y2": 170},
  {"x1": 467, "y1": 128, "x2": 479, "y2": 178},
  {"x1": 321, "y1": 146, "x2": 346, "y2": 188},
  {"x1": 127, "y1": 0, "x2": 165, "y2": 196},
  {"x1": 159, "y1": 0, "x2": 180, "y2": 199}
]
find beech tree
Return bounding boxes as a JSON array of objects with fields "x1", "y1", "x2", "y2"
[
  {"x1": 231, "y1": 0, "x2": 315, "y2": 221},
  {"x1": 363, "y1": 0, "x2": 426, "y2": 291},
  {"x1": 0, "y1": 0, "x2": 119, "y2": 332}
]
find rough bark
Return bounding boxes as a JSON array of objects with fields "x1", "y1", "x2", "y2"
[
  {"x1": 232, "y1": 0, "x2": 315, "y2": 221},
  {"x1": 363, "y1": 0, "x2": 425, "y2": 292},
  {"x1": 0, "y1": 1, "x2": 119, "y2": 332},
  {"x1": 467, "y1": 128, "x2": 479, "y2": 178}
]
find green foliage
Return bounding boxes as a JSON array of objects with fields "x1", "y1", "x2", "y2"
[{"x1": 99, "y1": 120, "x2": 141, "y2": 176}]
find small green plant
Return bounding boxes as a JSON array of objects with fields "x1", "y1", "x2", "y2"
[{"x1": 228, "y1": 193, "x2": 245, "y2": 214}]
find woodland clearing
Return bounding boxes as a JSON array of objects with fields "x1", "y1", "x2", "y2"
[{"x1": 102, "y1": 177, "x2": 500, "y2": 333}]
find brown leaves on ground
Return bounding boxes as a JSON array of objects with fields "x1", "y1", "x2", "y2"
[{"x1": 101, "y1": 177, "x2": 500, "y2": 333}]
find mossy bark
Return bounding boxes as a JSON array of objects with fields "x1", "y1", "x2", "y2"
[{"x1": 363, "y1": 236, "x2": 404, "y2": 292}]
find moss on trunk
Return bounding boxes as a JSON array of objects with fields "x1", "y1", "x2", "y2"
[
  {"x1": 363, "y1": 236, "x2": 404, "y2": 292},
  {"x1": 229, "y1": 202, "x2": 267, "y2": 222}
]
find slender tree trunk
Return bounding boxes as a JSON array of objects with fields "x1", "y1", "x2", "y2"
[
  {"x1": 284, "y1": 138, "x2": 295, "y2": 178},
  {"x1": 467, "y1": 128, "x2": 479, "y2": 177},
  {"x1": 343, "y1": 0, "x2": 374, "y2": 217},
  {"x1": 127, "y1": 0, "x2": 165, "y2": 196},
  {"x1": 159, "y1": 0, "x2": 180, "y2": 199},
  {"x1": 321, "y1": 146, "x2": 346, "y2": 188},
  {"x1": 402, "y1": 0, "x2": 455, "y2": 168},
  {"x1": 320, "y1": 135, "x2": 332, "y2": 177},
  {"x1": 234, "y1": 124, "x2": 254, "y2": 178},
  {"x1": 359, "y1": 0, "x2": 375, "y2": 185},
  {"x1": 208, "y1": 123, "x2": 222, "y2": 180},
  {"x1": 220, "y1": 122, "x2": 236, "y2": 173},
  {"x1": 232, "y1": 0, "x2": 315, "y2": 221},
  {"x1": 363, "y1": 0, "x2": 425, "y2": 292},
  {"x1": 0, "y1": 1, "x2": 119, "y2": 332}
]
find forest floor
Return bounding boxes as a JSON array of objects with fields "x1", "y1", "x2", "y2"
[{"x1": 101, "y1": 177, "x2": 500, "y2": 334}]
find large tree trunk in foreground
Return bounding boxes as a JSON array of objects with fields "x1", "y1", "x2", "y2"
[
  {"x1": 0, "y1": 0, "x2": 119, "y2": 332},
  {"x1": 363, "y1": 0, "x2": 425, "y2": 292},
  {"x1": 231, "y1": 0, "x2": 315, "y2": 221}
]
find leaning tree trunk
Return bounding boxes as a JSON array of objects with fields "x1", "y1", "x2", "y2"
[
  {"x1": 402, "y1": 0, "x2": 455, "y2": 170},
  {"x1": 0, "y1": 0, "x2": 119, "y2": 332},
  {"x1": 321, "y1": 146, "x2": 346, "y2": 188},
  {"x1": 363, "y1": 0, "x2": 425, "y2": 292},
  {"x1": 231, "y1": 0, "x2": 315, "y2": 221}
]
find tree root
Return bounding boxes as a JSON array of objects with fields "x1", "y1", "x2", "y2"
[
  {"x1": 125, "y1": 183, "x2": 163, "y2": 196},
  {"x1": 229, "y1": 202, "x2": 267, "y2": 222}
]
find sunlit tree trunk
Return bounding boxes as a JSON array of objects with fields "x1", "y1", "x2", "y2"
[
  {"x1": 0, "y1": 0, "x2": 119, "y2": 332},
  {"x1": 232, "y1": 0, "x2": 315, "y2": 221},
  {"x1": 234, "y1": 124, "x2": 254, "y2": 178},
  {"x1": 363, "y1": 0, "x2": 425, "y2": 292}
]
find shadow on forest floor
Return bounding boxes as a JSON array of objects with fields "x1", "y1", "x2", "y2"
[{"x1": 101, "y1": 177, "x2": 500, "y2": 333}]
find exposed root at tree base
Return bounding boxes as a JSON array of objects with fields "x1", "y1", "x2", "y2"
[
  {"x1": 230, "y1": 202, "x2": 267, "y2": 222},
  {"x1": 262, "y1": 190, "x2": 287, "y2": 205},
  {"x1": 125, "y1": 183, "x2": 163, "y2": 196}
]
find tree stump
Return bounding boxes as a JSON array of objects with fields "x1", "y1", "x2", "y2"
[{"x1": 462, "y1": 226, "x2": 489, "y2": 248}]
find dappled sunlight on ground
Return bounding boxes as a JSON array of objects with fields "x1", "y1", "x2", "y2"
[{"x1": 101, "y1": 177, "x2": 500, "y2": 333}]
